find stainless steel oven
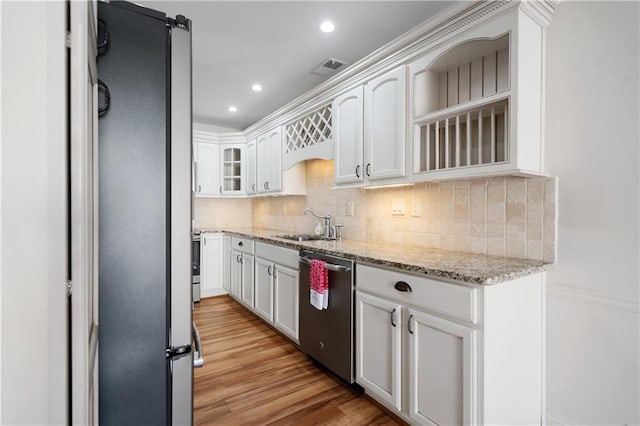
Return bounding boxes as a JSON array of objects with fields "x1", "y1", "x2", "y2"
[
  {"x1": 192, "y1": 231, "x2": 201, "y2": 302},
  {"x1": 298, "y1": 250, "x2": 355, "y2": 383}
]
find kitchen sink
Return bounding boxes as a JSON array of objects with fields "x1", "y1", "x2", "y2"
[{"x1": 276, "y1": 234, "x2": 333, "y2": 242}]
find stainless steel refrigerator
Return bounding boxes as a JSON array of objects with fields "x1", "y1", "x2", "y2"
[{"x1": 97, "y1": 2, "x2": 199, "y2": 425}]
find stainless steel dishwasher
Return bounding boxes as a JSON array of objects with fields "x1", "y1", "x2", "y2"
[{"x1": 298, "y1": 250, "x2": 355, "y2": 383}]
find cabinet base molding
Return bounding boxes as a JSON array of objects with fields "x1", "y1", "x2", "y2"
[{"x1": 201, "y1": 288, "x2": 228, "y2": 299}]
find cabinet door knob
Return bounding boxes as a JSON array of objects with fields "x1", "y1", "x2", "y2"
[
  {"x1": 390, "y1": 308, "x2": 396, "y2": 327},
  {"x1": 238, "y1": 241, "x2": 243, "y2": 247},
  {"x1": 394, "y1": 281, "x2": 412, "y2": 292},
  {"x1": 366, "y1": 163, "x2": 371, "y2": 176},
  {"x1": 355, "y1": 164, "x2": 360, "y2": 178},
  {"x1": 408, "y1": 314, "x2": 414, "y2": 334}
]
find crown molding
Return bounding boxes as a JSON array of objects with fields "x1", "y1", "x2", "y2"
[
  {"x1": 519, "y1": 0, "x2": 559, "y2": 28},
  {"x1": 193, "y1": 130, "x2": 246, "y2": 144}
]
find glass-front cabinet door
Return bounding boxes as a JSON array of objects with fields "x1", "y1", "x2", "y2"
[{"x1": 221, "y1": 145, "x2": 244, "y2": 195}]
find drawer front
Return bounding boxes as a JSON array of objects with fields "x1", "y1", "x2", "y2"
[
  {"x1": 231, "y1": 236, "x2": 254, "y2": 255},
  {"x1": 255, "y1": 242, "x2": 298, "y2": 270},
  {"x1": 356, "y1": 264, "x2": 478, "y2": 324}
]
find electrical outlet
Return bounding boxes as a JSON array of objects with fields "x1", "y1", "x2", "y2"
[
  {"x1": 412, "y1": 199, "x2": 422, "y2": 217},
  {"x1": 392, "y1": 198, "x2": 405, "y2": 215}
]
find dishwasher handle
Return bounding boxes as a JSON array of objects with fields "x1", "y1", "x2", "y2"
[{"x1": 298, "y1": 256, "x2": 351, "y2": 272}]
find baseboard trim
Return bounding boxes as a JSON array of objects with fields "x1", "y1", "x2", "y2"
[
  {"x1": 546, "y1": 282, "x2": 640, "y2": 314},
  {"x1": 546, "y1": 410, "x2": 577, "y2": 425}
]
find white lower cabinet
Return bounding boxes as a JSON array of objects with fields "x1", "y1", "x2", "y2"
[
  {"x1": 240, "y1": 253, "x2": 255, "y2": 309},
  {"x1": 254, "y1": 257, "x2": 274, "y2": 322},
  {"x1": 254, "y1": 242, "x2": 300, "y2": 343},
  {"x1": 230, "y1": 249, "x2": 242, "y2": 300},
  {"x1": 408, "y1": 308, "x2": 476, "y2": 426},
  {"x1": 201, "y1": 233, "x2": 225, "y2": 298},
  {"x1": 222, "y1": 235, "x2": 231, "y2": 291},
  {"x1": 356, "y1": 263, "x2": 543, "y2": 425},
  {"x1": 355, "y1": 292, "x2": 402, "y2": 410},
  {"x1": 273, "y1": 264, "x2": 299, "y2": 342}
]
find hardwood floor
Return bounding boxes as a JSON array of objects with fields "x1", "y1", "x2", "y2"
[{"x1": 193, "y1": 295, "x2": 402, "y2": 425}]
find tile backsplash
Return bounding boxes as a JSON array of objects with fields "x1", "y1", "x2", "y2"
[{"x1": 196, "y1": 159, "x2": 557, "y2": 262}]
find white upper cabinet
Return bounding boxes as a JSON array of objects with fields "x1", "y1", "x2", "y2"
[
  {"x1": 334, "y1": 66, "x2": 406, "y2": 188},
  {"x1": 195, "y1": 142, "x2": 219, "y2": 195},
  {"x1": 364, "y1": 66, "x2": 406, "y2": 182},
  {"x1": 334, "y1": 86, "x2": 364, "y2": 185},
  {"x1": 220, "y1": 144, "x2": 244, "y2": 195},
  {"x1": 257, "y1": 127, "x2": 282, "y2": 194},
  {"x1": 409, "y1": 6, "x2": 546, "y2": 181},
  {"x1": 245, "y1": 138, "x2": 257, "y2": 195}
]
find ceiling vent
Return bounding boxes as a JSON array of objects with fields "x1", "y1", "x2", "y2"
[{"x1": 310, "y1": 57, "x2": 346, "y2": 77}]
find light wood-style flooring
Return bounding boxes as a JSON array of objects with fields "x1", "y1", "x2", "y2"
[{"x1": 193, "y1": 295, "x2": 402, "y2": 425}]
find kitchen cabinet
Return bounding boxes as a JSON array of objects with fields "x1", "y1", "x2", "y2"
[
  {"x1": 254, "y1": 242, "x2": 300, "y2": 343},
  {"x1": 408, "y1": 308, "x2": 475, "y2": 425},
  {"x1": 334, "y1": 66, "x2": 406, "y2": 187},
  {"x1": 355, "y1": 292, "x2": 402, "y2": 410},
  {"x1": 245, "y1": 138, "x2": 257, "y2": 195},
  {"x1": 273, "y1": 264, "x2": 299, "y2": 342},
  {"x1": 356, "y1": 263, "x2": 543, "y2": 425},
  {"x1": 222, "y1": 235, "x2": 231, "y2": 292},
  {"x1": 334, "y1": 86, "x2": 364, "y2": 185},
  {"x1": 201, "y1": 233, "x2": 225, "y2": 298},
  {"x1": 257, "y1": 127, "x2": 282, "y2": 194},
  {"x1": 254, "y1": 257, "x2": 274, "y2": 322},
  {"x1": 194, "y1": 142, "x2": 220, "y2": 195},
  {"x1": 220, "y1": 144, "x2": 244, "y2": 195},
  {"x1": 408, "y1": 6, "x2": 547, "y2": 181},
  {"x1": 230, "y1": 236, "x2": 255, "y2": 307}
]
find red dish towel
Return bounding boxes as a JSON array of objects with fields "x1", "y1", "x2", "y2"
[{"x1": 310, "y1": 259, "x2": 329, "y2": 310}]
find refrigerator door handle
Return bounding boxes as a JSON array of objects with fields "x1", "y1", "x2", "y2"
[
  {"x1": 192, "y1": 322, "x2": 204, "y2": 368},
  {"x1": 166, "y1": 344, "x2": 192, "y2": 360}
]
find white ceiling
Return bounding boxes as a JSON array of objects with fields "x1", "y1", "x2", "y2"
[{"x1": 139, "y1": 1, "x2": 453, "y2": 131}]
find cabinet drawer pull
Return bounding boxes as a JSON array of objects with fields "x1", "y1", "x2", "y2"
[
  {"x1": 252, "y1": 183, "x2": 256, "y2": 192},
  {"x1": 390, "y1": 308, "x2": 396, "y2": 327},
  {"x1": 236, "y1": 254, "x2": 241, "y2": 263},
  {"x1": 355, "y1": 164, "x2": 360, "y2": 178},
  {"x1": 219, "y1": 185, "x2": 223, "y2": 193},
  {"x1": 394, "y1": 281, "x2": 412, "y2": 292},
  {"x1": 366, "y1": 163, "x2": 371, "y2": 176},
  {"x1": 408, "y1": 314, "x2": 414, "y2": 334},
  {"x1": 198, "y1": 184, "x2": 201, "y2": 192},
  {"x1": 266, "y1": 181, "x2": 270, "y2": 190},
  {"x1": 267, "y1": 265, "x2": 272, "y2": 276}
]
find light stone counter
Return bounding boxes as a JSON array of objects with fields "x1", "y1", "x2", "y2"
[{"x1": 199, "y1": 227, "x2": 554, "y2": 285}]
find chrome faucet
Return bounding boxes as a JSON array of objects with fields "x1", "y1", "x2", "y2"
[{"x1": 302, "y1": 208, "x2": 334, "y2": 239}]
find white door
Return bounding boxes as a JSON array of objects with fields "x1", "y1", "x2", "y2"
[
  {"x1": 334, "y1": 85, "x2": 364, "y2": 184},
  {"x1": 273, "y1": 264, "x2": 299, "y2": 342},
  {"x1": 241, "y1": 253, "x2": 255, "y2": 309},
  {"x1": 408, "y1": 308, "x2": 477, "y2": 426},
  {"x1": 70, "y1": 1, "x2": 99, "y2": 424},
  {"x1": 355, "y1": 292, "x2": 402, "y2": 410},
  {"x1": 254, "y1": 258, "x2": 274, "y2": 322},
  {"x1": 196, "y1": 142, "x2": 220, "y2": 195},
  {"x1": 245, "y1": 139, "x2": 257, "y2": 194},
  {"x1": 201, "y1": 234, "x2": 223, "y2": 297},
  {"x1": 256, "y1": 133, "x2": 270, "y2": 193},
  {"x1": 267, "y1": 128, "x2": 282, "y2": 192},
  {"x1": 364, "y1": 66, "x2": 406, "y2": 181},
  {"x1": 230, "y1": 249, "x2": 242, "y2": 300}
]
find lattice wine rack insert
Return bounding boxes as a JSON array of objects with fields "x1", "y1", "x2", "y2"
[{"x1": 285, "y1": 104, "x2": 332, "y2": 154}]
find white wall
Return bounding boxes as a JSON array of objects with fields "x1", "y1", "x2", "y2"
[
  {"x1": 544, "y1": 2, "x2": 639, "y2": 424},
  {"x1": 1, "y1": 2, "x2": 68, "y2": 425},
  {"x1": 193, "y1": 122, "x2": 241, "y2": 133}
]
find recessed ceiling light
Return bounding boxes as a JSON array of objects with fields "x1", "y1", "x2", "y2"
[
  {"x1": 228, "y1": 106, "x2": 237, "y2": 113},
  {"x1": 251, "y1": 83, "x2": 262, "y2": 92},
  {"x1": 319, "y1": 21, "x2": 335, "y2": 33}
]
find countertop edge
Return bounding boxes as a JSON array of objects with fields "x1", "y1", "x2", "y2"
[{"x1": 204, "y1": 228, "x2": 555, "y2": 286}]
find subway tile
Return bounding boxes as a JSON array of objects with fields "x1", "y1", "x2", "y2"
[
  {"x1": 505, "y1": 239, "x2": 526, "y2": 259},
  {"x1": 507, "y1": 176, "x2": 527, "y2": 203},
  {"x1": 470, "y1": 221, "x2": 487, "y2": 237},
  {"x1": 543, "y1": 241, "x2": 557, "y2": 263},
  {"x1": 527, "y1": 221, "x2": 544, "y2": 241},
  {"x1": 506, "y1": 221, "x2": 526, "y2": 242},
  {"x1": 487, "y1": 238, "x2": 505, "y2": 256}
]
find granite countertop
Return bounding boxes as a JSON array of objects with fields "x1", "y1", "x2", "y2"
[{"x1": 198, "y1": 227, "x2": 554, "y2": 286}]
